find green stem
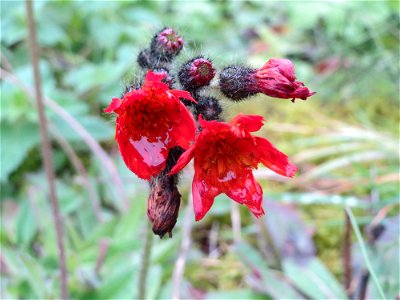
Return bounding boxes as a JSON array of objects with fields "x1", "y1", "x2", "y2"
[
  {"x1": 345, "y1": 207, "x2": 386, "y2": 300},
  {"x1": 138, "y1": 221, "x2": 153, "y2": 299}
]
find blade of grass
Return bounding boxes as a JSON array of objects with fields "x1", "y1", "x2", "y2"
[{"x1": 345, "y1": 207, "x2": 386, "y2": 300}]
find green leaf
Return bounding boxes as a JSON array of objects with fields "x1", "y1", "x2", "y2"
[
  {"x1": 63, "y1": 62, "x2": 129, "y2": 94},
  {"x1": 0, "y1": 121, "x2": 40, "y2": 182},
  {"x1": 16, "y1": 201, "x2": 37, "y2": 247},
  {"x1": 235, "y1": 242, "x2": 304, "y2": 299},
  {"x1": 206, "y1": 289, "x2": 267, "y2": 299},
  {"x1": 146, "y1": 265, "x2": 162, "y2": 299},
  {"x1": 283, "y1": 257, "x2": 347, "y2": 299},
  {"x1": 20, "y1": 253, "x2": 49, "y2": 299},
  {"x1": 50, "y1": 115, "x2": 114, "y2": 142},
  {"x1": 96, "y1": 263, "x2": 137, "y2": 299},
  {"x1": 266, "y1": 192, "x2": 367, "y2": 207}
]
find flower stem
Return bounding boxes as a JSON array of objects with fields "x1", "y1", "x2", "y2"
[
  {"x1": 25, "y1": 0, "x2": 68, "y2": 298},
  {"x1": 138, "y1": 221, "x2": 153, "y2": 299}
]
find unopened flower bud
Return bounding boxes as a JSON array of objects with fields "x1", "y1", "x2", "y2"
[
  {"x1": 150, "y1": 28, "x2": 184, "y2": 62},
  {"x1": 219, "y1": 59, "x2": 315, "y2": 102},
  {"x1": 195, "y1": 96, "x2": 222, "y2": 121},
  {"x1": 147, "y1": 173, "x2": 181, "y2": 238},
  {"x1": 137, "y1": 48, "x2": 153, "y2": 69},
  {"x1": 178, "y1": 57, "x2": 215, "y2": 90},
  {"x1": 147, "y1": 147, "x2": 184, "y2": 238}
]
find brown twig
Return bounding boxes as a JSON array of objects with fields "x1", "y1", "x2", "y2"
[
  {"x1": 343, "y1": 210, "x2": 352, "y2": 296},
  {"x1": 25, "y1": 1, "x2": 68, "y2": 298},
  {"x1": 0, "y1": 68, "x2": 128, "y2": 210}
]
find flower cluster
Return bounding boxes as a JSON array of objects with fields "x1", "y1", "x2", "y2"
[{"x1": 105, "y1": 27, "x2": 315, "y2": 237}]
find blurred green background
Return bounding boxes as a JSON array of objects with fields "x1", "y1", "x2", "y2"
[{"x1": 1, "y1": 1, "x2": 399, "y2": 299}]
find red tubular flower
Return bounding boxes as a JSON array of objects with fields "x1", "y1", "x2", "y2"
[
  {"x1": 169, "y1": 114, "x2": 297, "y2": 221},
  {"x1": 104, "y1": 70, "x2": 197, "y2": 180},
  {"x1": 255, "y1": 58, "x2": 316, "y2": 101},
  {"x1": 219, "y1": 58, "x2": 316, "y2": 102}
]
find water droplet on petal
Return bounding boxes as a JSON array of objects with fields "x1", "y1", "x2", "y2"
[{"x1": 130, "y1": 136, "x2": 168, "y2": 167}]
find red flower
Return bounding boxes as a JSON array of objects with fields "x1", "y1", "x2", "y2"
[
  {"x1": 104, "y1": 70, "x2": 196, "y2": 180},
  {"x1": 255, "y1": 58, "x2": 316, "y2": 101},
  {"x1": 169, "y1": 114, "x2": 297, "y2": 221}
]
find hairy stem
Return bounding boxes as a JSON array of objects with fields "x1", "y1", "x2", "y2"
[
  {"x1": 138, "y1": 221, "x2": 153, "y2": 299},
  {"x1": 25, "y1": 1, "x2": 68, "y2": 298}
]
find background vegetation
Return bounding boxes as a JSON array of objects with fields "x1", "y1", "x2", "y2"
[{"x1": 1, "y1": 1, "x2": 399, "y2": 299}]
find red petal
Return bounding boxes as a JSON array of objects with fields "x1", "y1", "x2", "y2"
[
  {"x1": 254, "y1": 136, "x2": 297, "y2": 177},
  {"x1": 145, "y1": 70, "x2": 165, "y2": 83},
  {"x1": 198, "y1": 114, "x2": 220, "y2": 129},
  {"x1": 104, "y1": 98, "x2": 122, "y2": 113},
  {"x1": 170, "y1": 90, "x2": 197, "y2": 103},
  {"x1": 230, "y1": 113, "x2": 264, "y2": 132},
  {"x1": 169, "y1": 144, "x2": 196, "y2": 175},
  {"x1": 256, "y1": 59, "x2": 315, "y2": 101},
  {"x1": 116, "y1": 131, "x2": 168, "y2": 180},
  {"x1": 226, "y1": 172, "x2": 265, "y2": 218},
  {"x1": 261, "y1": 58, "x2": 296, "y2": 82},
  {"x1": 192, "y1": 173, "x2": 220, "y2": 221},
  {"x1": 170, "y1": 101, "x2": 197, "y2": 149}
]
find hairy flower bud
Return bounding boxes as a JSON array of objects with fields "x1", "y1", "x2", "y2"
[
  {"x1": 219, "y1": 65, "x2": 257, "y2": 101},
  {"x1": 122, "y1": 82, "x2": 140, "y2": 97},
  {"x1": 219, "y1": 59, "x2": 315, "y2": 102},
  {"x1": 195, "y1": 96, "x2": 222, "y2": 121},
  {"x1": 178, "y1": 57, "x2": 215, "y2": 90},
  {"x1": 150, "y1": 28, "x2": 184, "y2": 62},
  {"x1": 137, "y1": 48, "x2": 153, "y2": 69}
]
